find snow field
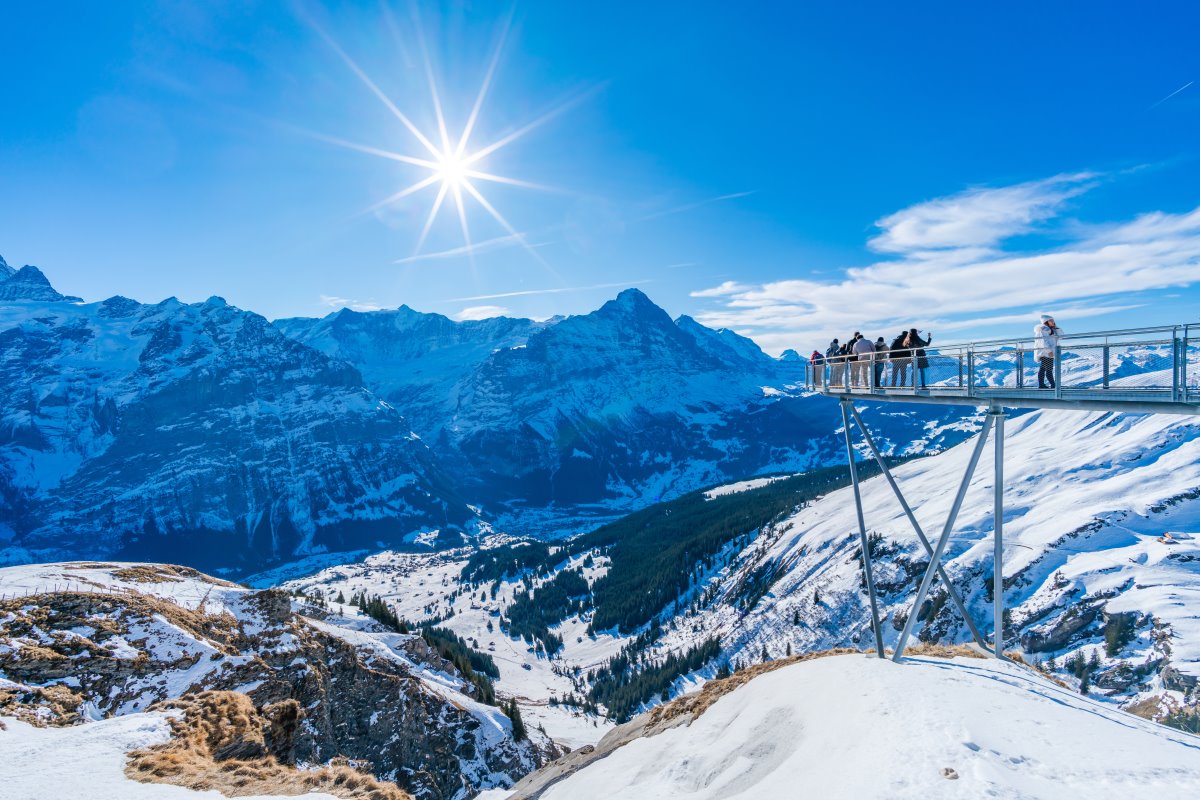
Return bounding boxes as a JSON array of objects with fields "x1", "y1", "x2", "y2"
[{"x1": 534, "y1": 654, "x2": 1200, "y2": 800}]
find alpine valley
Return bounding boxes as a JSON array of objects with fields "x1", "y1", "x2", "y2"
[{"x1": 3, "y1": 255, "x2": 1200, "y2": 800}]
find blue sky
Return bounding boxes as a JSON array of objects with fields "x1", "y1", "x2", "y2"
[{"x1": 1, "y1": 1, "x2": 1197, "y2": 353}]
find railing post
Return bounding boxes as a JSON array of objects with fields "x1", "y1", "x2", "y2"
[
  {"x1": 1053, "y1": 345, "x2": 1063, "y2": 399},
  {"x1": 1016, "y1": 346, "x2": 1024, "y2": 389},
  {"x1": 1102, "y1": 343, "x2": 1110, "y2": 389},
  {"x1": 1173, "y1": 328, "x2": 1182, "y2": 402},
  {"x1": 958, "y1": 353, "x2": 964, "y2": 389},
  {"x1": 967, "y1": 350, "x2": 975, "y2": 398},
  {"x1": 1184, "y1": 326, "x2": 1191, "y2": 403}
]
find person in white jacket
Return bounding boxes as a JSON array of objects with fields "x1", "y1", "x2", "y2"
[{"x1": 1034, "y1": 314, "x2": 1062, "y2": 389}]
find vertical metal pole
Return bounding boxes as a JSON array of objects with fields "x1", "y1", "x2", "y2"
[
  {"x1": 992, "y1": 410, "x2": 1006, "y2": 659},
  {"x1": 1102, "y1": 344, "x2": 1110, "y2": 389},
  {"x1": 1016, "y1": 346, "x2": 1024, "y2": 389},
  {"x1": 1173, "y1": 329, "x2": 1181, "y2": 402},
  {"x1": 894, "y1": 414, "x2": 994, "y2": 662},
  {"x1": 841, "y1": 401, "x2": 885, "y2": 658},
  {"x1": 1054, "y1": 345, "x2": 1063, "y2": 399},
  {"x1": 967, "y1": 350, "x2": 975, "y2": 399},
  {"x1": 847, "y1": 405, "x2": 989, "y2": 650},
  {"x1": 1184, "y1": 326, "x2": 1191, "y2": 403}
]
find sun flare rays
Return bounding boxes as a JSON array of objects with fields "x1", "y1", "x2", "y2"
[{"x1": 314, "y1": 12, "x2": 574, "y2": 265}]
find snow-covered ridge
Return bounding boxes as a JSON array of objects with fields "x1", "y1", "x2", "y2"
[{"x1": 502, "y1": 653, "x2": 1200, "y2": 799}]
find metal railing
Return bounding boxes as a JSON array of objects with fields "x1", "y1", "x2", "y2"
[{"x1": 806, "y1": 323, "x2": 1200, "y2": 414}]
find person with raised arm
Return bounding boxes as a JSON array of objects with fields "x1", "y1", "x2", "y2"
[{"x1": 1034, "y1": 313, "x2": 1062, "y2": 389}]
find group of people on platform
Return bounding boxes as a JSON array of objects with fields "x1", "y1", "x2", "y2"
[
  {"x1": 807, "y1": 313, "x2": 1065, "y2": 391},
  {"x1": 809, "y1": 328, "x2": 933, "y2": 389}
]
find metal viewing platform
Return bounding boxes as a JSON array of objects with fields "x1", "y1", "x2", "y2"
[
  {"x1": 816, "y1": 323, "x2": 1199, "y2": 664},
  {"x1": 807, "y1": 323, "x2": 1200, "y2": 414}
]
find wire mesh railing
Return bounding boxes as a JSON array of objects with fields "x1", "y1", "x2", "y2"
[{"x1": 807, "y1": 323, "x2": 1197, "y2": 405}]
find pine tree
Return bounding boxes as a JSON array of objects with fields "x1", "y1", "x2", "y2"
[
  {"x1": 786, "y1": 642, "x2": 793, "y2": 657},
  {"x1": 506, "y1": 699, "x2": 527, "y2": 741},
  {"x1": 335, "y1": 590, "x2": 345, "y2": 605},
  {"x1": 760, "y1": 644, "x2": 770, "y2": 662},
  {"x1": 813, "y1": 589, "x2": 821, "y2": 606}
]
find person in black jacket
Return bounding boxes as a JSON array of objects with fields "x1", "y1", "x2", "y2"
[
  {"x1": 889, "y1": 332, "x2": 909, "y2": 386},
  {"x1": 908, "y1": 328, "x2": 932, "y2": 388},
  {"x1": 873, "y1": 336, "x2": 887, "y2": 388}
]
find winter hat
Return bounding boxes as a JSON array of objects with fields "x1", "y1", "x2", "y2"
[{"x1": 1040, "y1": 313, "x2": 1053, "y2": 322}]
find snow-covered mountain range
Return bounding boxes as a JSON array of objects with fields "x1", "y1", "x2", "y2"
[{"x1": 0, "y1": 257, "x2": 965, "y2": 572}]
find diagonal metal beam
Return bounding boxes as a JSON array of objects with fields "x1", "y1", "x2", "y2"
[
  {"x1": 841, "y1": 401, "x2": 885, "y2": 657},
  {"x1": 846, "y1": 405, "x2": 988, "y2": 650},
  {"x1": 893, "y1": 414, "x2": 995, "y2": 662}
]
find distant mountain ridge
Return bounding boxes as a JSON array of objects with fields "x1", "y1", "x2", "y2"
[{"x1": 0, "y1": 255, "x2": 965, "y2": 572}]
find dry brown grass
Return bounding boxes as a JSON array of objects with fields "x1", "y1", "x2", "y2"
[
  {"x1": 0, "y1": 683, "x2": 85, "y2": 726},
  {"x1": 126, "y1": 691, "x2": 410, "y2": 800},
  {"x1": 111, "y1": 564, "x2": 239, "y2": 587}
]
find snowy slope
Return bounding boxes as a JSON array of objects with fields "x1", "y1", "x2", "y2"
[
  {"x1": 0, "y1": 712, "x2": 340, "y2": 800},
  {"x1": 643, "y1": 409, "x2": 1200, "y2": 717},
  {"x1": 0, "y1": 561, "x2": 553, "y2": 799},
  {"x1": 508, "y1": 654, "x2": 1200, "y2": 800},
  {"x1": 281, "y1": 546, "x2": 623, "y2": 749}
]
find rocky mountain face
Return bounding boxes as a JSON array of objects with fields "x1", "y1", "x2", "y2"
[
  {"x1": 0, "y1": 263, "x2": 81, "y2": 302},
  {"x1": 280, "y1": 289, "x2": 964, "y2": 536},
  {"x1": 0, "y1": 268, "x2": 471, "y2": 574},
  {"x1": 0, "y1": 562, "x2": 553, "y2": 799}
]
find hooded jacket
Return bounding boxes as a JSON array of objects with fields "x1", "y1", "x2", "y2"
[{"x1": 1033, "y1": 322, "x2": 1062, "y2": 359}]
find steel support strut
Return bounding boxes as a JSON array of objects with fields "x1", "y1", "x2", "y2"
[
  {"x1": 845, "y1": 404, "x2": 988, "y2": 649},
  {"x1": 992, "y1": 411, "x2": 1006, "y2": 658},
  {"x1": 893, "y1": 413, "x2": 995, "y2": 662},
  {"x1": 841, "y1": 401, "x2": 885, "y2": 657}
]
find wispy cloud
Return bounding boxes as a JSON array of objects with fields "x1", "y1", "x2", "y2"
[
  {"x1": 690, "y1": 171, "x2": 1200, "y2": 354},
  {"x1": 320, "y1": 294, "x2": 385, "y2": 312},
  {"x1": 453, "y1": 305, "x2": 511, "y2": 320},
  {"x1": 394, "y1": 232, "x2": 542, "y2": 264},
  {"x1": 1148, "y1": 80, "x2": 1194, "y2": 111},
  {"x1": 635, "y1": 191, "x2": 755, "y2": 223},
  {"x1": 868, "y1": 172, "x2": 1097, "y2": 253},
  {"x1": 448, "y1": 280, "x2": 649, "y2": 302}
]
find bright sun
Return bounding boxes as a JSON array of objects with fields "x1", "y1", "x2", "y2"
[{"x1": 312, "y1": 16, "x2": 585, "y2": 266}]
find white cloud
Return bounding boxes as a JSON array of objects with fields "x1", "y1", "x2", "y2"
[
  {"x1": 690, "y1": 280, "x2": 751, "y2": 298},
  {"x1": 868, "y1": 172, "x2": 1096, "y2": 253},
  {"x1": 691, "y1": 173, "x2": 1200, "y2": 354},
  {"x1": 453, "y1": 304, "x2": 511, "y2": 321},
  {"x1": 320, "y1": 294, "x2": 385, "y2": 312}
]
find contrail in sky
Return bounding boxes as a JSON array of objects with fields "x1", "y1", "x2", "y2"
[
  {"x1": 449, "y1": 280, "x2": 649, "y2": 302},
  {"x1": 1148, "y1": 80, "x2": 1193, "y2": 110}
]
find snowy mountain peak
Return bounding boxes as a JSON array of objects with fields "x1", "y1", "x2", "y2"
[
  {"x1": 0, "y1": 253, "x2": 12, "y2": 278},
  {"x1": 599, "y1": 287, "x2": 670, "y2": 322},
  {"x1": 0, "y1": 264, "x2": 81, "y2": 302}
]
